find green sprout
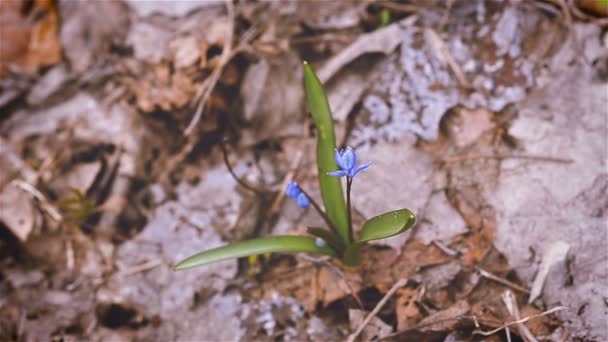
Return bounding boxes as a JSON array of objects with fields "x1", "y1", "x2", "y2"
[
  {"x1": 175, "y1": 62, "x2": 416, "y2": 270},
  {"x1": 58, "y1": 188, "x2": 97, "y2": 228}
]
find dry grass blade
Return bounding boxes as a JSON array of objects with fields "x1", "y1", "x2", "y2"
[
  {"x1": 473, "y1": 306, "x2": 567, "y2": 337},
  {"x1": 184, "y1": 0, "x2": 235, "y2": 136},
  {"x1": 477, "y1": 267, "x2": 531, "y2": 294}
]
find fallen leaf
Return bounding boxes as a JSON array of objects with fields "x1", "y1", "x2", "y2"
[
  {"x1": 59, "y1": 0, "x2": 130, "y2": 72},
  {"x1": 528, "y1": 241, "x2": 570, "y2": 304},
  {"x1": 0, "y1": 0, "x2": 61, "y2": 75},
  {"x1": 317, "y1": 20, "x2": 408, "y2": 83},
  {"x1": 349, "y1": 309, "x2": 393, "y2": 341},
  {"x1": 0, "y1": 184, "x2": 40, "y2": 242},
  {"x1": 418, "y1": 300, "x2": 470, "y2": 332},
  {"x1": 395, "y1": 288, "x2": 422, "y2": 330}
]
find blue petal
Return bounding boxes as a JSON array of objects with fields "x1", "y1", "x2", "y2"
[
  {"x1": 327, "y1": 170, "x2": 347, "y2": 177},
  {"x1": 296, "y1": 193, "x2": 310, "y2": 208},
  {"x1": 315, "y1": 237, "x2": 326, "y2": 248},
  {"x1": 342, "y1": 147, "x2": 356, "y2": 170},
  {"x1": 352, "y1": 161, "x2": 372, "y2": 177},
  {"x1": 286, "y1": 181, "x2": 301, "y2": 198},
  {"x1": 334, "y1": 149, "x2": 347, "y2": 170}
]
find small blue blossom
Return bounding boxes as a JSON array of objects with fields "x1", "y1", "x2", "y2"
[
  {"x1": 286, "y1": 181, "x2": 310, "y2": 208},
  {"x1": 286, "y1": 181, "x2": 301, "y2": 198},
  {"x1": 295, "y1": 192, "x2": 310, "y2": 208},
  {"x1": 327, "y1": 146, "x2": 371, "y2": 178},
  {"x1": 315, "y1": 237, "x2": 326, "y2": 248}
]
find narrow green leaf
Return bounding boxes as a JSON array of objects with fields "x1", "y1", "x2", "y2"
[
  {"x1": 357, "y1": 208, "x2": 416, "y2": 242},
  {"x1": 307, "y1": 227, "x2": 345, "y2": 254},
  {"x1": 175, "y1": 236, "x2": 337, "y2": 270},
  {"x1": 302, "y1": 62, "x2": 349, "y2": 244}
]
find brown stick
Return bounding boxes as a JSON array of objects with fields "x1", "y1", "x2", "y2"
[{"x1": 347, "y1": 278, "x2": 407, "y2": 342}]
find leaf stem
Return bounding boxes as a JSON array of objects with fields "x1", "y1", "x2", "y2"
[
  {"x1": 346, "y1": 177, "x2": 353, "y2": 243},
  {"x1": 298, "y1": 187, "x2": 339, "y2": 235}
]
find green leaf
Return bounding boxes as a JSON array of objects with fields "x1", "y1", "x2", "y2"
[
  {"x1": 307, "y1": 227, "x2": 345, "y2": 254},
  {"x1": 175, "y1": 236, "x2": 337, "y2": 270},
  {"x1": 303, "y1": 62, "x2": 349, "y2": 245},
  {"x1": 357, "y1": 208, "x2": 416, "y2": 242}
]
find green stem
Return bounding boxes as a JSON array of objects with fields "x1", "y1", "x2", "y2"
[
  {"x1": 298, "y1": 187, "x2": 339, "y2": 235},
  {"x1": 346, "y1": 177, "x2": 353, "y2": 243}
]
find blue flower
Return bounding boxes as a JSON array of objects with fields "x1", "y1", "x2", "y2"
[
  {"x1": 286, "y1": 181, "x2": 310, "y2": 208},
  {"x1": 327, "y1": 147, "x2": 371, "y2": 178},
  {"x1": 314, "y1": 237, "x2": 326, "y2": 248}
]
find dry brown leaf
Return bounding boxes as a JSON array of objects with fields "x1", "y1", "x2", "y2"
[
  {"x1": 441, "y1": 107, "x2": 496, "y2": 148},
  {"x1": 418, "y1": 300, "x2": 470, "y2": 332},
  {"x1": 0, "y1": 0, "x2": 61, "y2": 75},
  {"x1": 395, "y1": 288, "x2": 422, "y2": 330}
]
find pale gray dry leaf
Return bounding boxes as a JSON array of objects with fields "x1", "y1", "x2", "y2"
[
  {"x1": 319, "y1": 19, "x2": 414, "y2": 122},
  {"x1": 419, "y1": 261, "x2": 462, "y2": 291},
  {"x1": 0, "y1": 139, "x2": 37, "y2": 187},
  {"x1": 528, "y1": 241, "x2": 570, "y2": 304},
  {"x1": 349, "y1": 309, "x2": 393, "y2": 341},
  {"x1": 418, "y1": 300, "x2": 470, "y2": 332},
  {"x1": 168, "y1": 35, "x2": 202, "y2": 69},
  {"x1": 490, "y1": 23, "x2": 607, "y2": 341},
  {"x1": 47, "y1": 161, "x2": 101, "y2": 198},
  {"x1": 60, "y1": 0, "x2": 130, "y2": 72},
  {"x1": 0, "y1": 184, "x2": 40, "y2": 241},
  {"x1": 127, "y1": 20, "x2": 173, "y2": 63},
  {"x1": 125, "y1": 0, "x2": 223, "y2": 17},
  {"x1": 101, "y1": 164, "x2": 240, "y2": 332},
  {"x1": 26, "y1": 64, "x2": 69, "y2": 105},
  {"x1": 415, "y1": 191, "x2": 467, "y2": 245},
  {"x1": 302, "y1": 2, "x2": 360, "y2": 31},
  {"x1": 317, "y1": 21, "x2": 408, "y2": 83},
  {"x1": 239, "y1": 52, "x2": 304, "y2": 146}
]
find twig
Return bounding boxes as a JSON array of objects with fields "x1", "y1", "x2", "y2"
[
  {"x1": 425, "y1": 28, "x2": 471, "y2": 89},
  {"x1": 376, "y1": 1, "x2": 419, "y2": 13},
  {"x1": 432, "y1": 240, "x2": 459, "y2": 256},
  {"x1": 121, "y1": 259, "x2": 162, "y2": 276},
  {"x1": 184, "y1": 0, "x2": 235, "y2": 136},
  {"x1": 11, "y1": 179, "x2": 62, "y2": 221},
  {"x1": 219, "y1": 139, "x2": 266, "y2": 194},
  {"x1": 381, "y1": 305, "x2": 565, "y2": 341},
  {"x1": 347, "y1": 278, "x2": 407, "y2": 342},
  {"x1": 66, "y1": 238, "x2": 75, "y2": 270},
  {"x1": 473, "y1": 306, "x2": 566, "y2": 337},
  {"x1": 266, "y1": 148, "x2": 304, "y2": 217},
  {"x1": 441, "y1": 153, "x2": 574, "y2": 165},
  {"x1": 437, "y1": 0, "x2": 455, "y2": 33},
  {"x1": 477, "y1": 267, "x2": 530, "y2": 294},
  {"x1": 502, "y1": 290, "x2": 538, "y2": 342},
  {"x1": 380, "y1": 315, "x2": 476, "y2": 340}
]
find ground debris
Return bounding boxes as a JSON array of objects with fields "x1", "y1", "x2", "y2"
[{"x1": 0, "y1": 1, "x2": 604, "y2": 340}]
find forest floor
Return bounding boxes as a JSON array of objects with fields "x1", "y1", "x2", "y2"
[{"x1": 0, "y1": 0, "x2": 607, "y2": 341}]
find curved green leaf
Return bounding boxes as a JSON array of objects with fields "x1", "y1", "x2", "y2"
[
  {"x1": 303, "y1": 62, "x2": 349, "y2": 244},
  {"x1": 175, "y1": 236, "x2": 337, "y2": 270},
  {"x1": 357, "y1": 208, "x2": 416, "y2": 243}
]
